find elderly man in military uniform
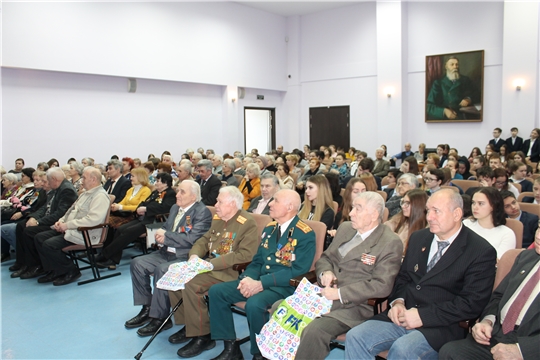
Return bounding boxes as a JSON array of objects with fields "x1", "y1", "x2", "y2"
[
  {"x1": 207, "y1": 189, "x2": 316, "y2": 360},
  {"x1": 169, "y1": 186, "x2": 260, "y2": 358}
]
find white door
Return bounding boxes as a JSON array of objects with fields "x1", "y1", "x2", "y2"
[{"x1": 245, "y1": 109, "x2": 271, "y2": 154}]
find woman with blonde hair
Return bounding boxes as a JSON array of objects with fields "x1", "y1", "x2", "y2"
[
  {"x1": 298, "y1": 175, "x2": 335, "y2": 232},
  {"x1": 108, "y1": 167, "x2": 152, "y2": 228},
  {"x1": 239, "y1": 163, "x2": 261, "y2": 210},
  {"x1": 285, "y1": 154, "x2": 302, "y2": 176}
]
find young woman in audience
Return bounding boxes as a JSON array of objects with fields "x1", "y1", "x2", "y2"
[
  {"x1": 239, "y1": 163, "x2": 261, "y2": 210},
  {"x1": 499, "y1": 144, "x2": 508, "y2": 164},
  {"x1": 399, "y1": 156, "x2": 420, "y2": 177},
  {"x1": 108, "y1": 168, "x2": 152, "y2": 228},
  {"x1": 492, "y1": 168, "x2": 519, "y2": 198},
  {"x1": 440, "y1": 168, "x2": 463, "y2": 194},
  {"x1": 446, "y1": 159, "x2": 463, "y2": 179},
  {"x1": 424, "y1": 168, "x2": 444, "y2": 195},
  {"x1": 511, "y1": 151, "x2": 526, "y2": 163},
  {"x1": 457, "y1": 156, "x2": 472, "y2": 180},
  {"x1": 463, "y1": 187, "x2": 516, "y2": 260},
  {"x1": 330, "y1": 178, "x2": 368, "y2": 233},
  {"x1": 468, "y1": 147, "x2": 482, "y2": 163},
  {"x1": 322, "y1": 148, "x2": 334, "y2": 168},
  {"x1": 1, "y1": 174, "x2": 18, "y2": 200},
  {"x1": 275, "y1": 164, "x2": 294, "y2": 190},
  {"x1": 346, "y1": 147, "x2": 356, "y2": 163},
  {"x1": 359, "y1": 173, "x2": 378, "y2": 192},
  {"x1": 298, "y1": 174, "x2": 335, "y2": 232},
  {"x1": 382, "y1": 168, "x2": 401, "y2": 192},
  {"x1": 469, "y1": 155, "x2": 485, "y2": 178},
  {"x1": 330, "y1": 152, "x2": 349, "y2": 187},
  {"x1": 296, "y1": 158, "x2": 323, "y2": 191},
  {"x1": 328, "y1": 144, "x2": 338, "y2": 158},
  {"x1": 68, "y1": 161, "x2": 84, "y2": 193},
  {"x1": 47, "y1": 158, "x2": 59, "y2": 168},
  {"x1": 384, "y1": 189, "x2": 428, "y2": 255},
  {"x1": 485, "y1": 143, "x2": 496, "y2": 155},
  {"x1": 325, "y1": 173, "x2": 342, "y2": 209},
  {"x1": 509, "y1": 161, "x2": 533, "y2": 192}
]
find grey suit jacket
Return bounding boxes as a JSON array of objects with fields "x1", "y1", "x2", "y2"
[
  {"x1": 246, "y1": 196, "x2": 272, "y2": 215},
  {"x1": 316, "y1": 222, "x2": 403, "y2": 328},
  {"x1": 161, "y1": 201, "x2": 212, "y2": 260},
  {"x1": 373, "y1": 159, "x2": 390, "y2": 177}
]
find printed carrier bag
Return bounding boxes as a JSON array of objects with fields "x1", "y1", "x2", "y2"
[
  {"x1": 156, "y1": 258, "x2": 214, "y2": 291},
  {"x1": 256, "y1": 278, "x2": 332, "y2": 359}
]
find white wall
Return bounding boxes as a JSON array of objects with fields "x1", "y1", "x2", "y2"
[{"x1": 3, "y1": 2, "x2": 287, "y2": 91}]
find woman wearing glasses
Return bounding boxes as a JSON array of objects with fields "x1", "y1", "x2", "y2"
[
  {"x1": 492, "y1": 168, "x2": 519, "y2": 199},
  {"x1": 384, "y1": 189, "x2": 428, "y2": 255}
]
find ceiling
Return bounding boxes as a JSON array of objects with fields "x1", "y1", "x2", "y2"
[{"x1": 236, "y1": 1, "x2": 361, "y2": 17}]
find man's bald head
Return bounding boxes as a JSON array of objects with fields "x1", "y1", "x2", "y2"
[{"x1": 269, "y1": 189, "x2": 301, "y2": 224}]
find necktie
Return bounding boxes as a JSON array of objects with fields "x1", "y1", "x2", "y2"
[
  {"x1": 276, "y1": 225, "x2": 281, "y2": 242},
  {"x1": 107, "y1": 180, "x2": 116, "y2": 194},
  {"x1": 172, "y1": 208, "x2": 185, "y2": 231},
  {"x1": 426, "y1": 241, "x2": 450, "y2": 272},
  {"x1": 502, "y1": 266, "x2": 540, "y2": 334},
  {"x1": 339, "y1": 233, "x2": 363, "y2": 257}
]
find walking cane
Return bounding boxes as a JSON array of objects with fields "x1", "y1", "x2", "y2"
[{"x1": 134, "y1": 298, "x2": 183, "y2": 360}]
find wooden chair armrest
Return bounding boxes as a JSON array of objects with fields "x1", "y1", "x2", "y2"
[
  {"x1": 367, "y1": 297, "x2": 387, "y2": 307},
  {"x1": 233, "y1": 262, "x2": 252, "y2": 272},
  {"x1": 77, "y1": 223, "x2": 109, "y2": 232},
  {"x1": 155, "y1": 213, "x2": 170, "y2": 222},
  {"x1": 289, "y1": 270, "x2": 317, "y2": 287}
]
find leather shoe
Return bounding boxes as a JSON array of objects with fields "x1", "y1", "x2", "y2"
[
  {"x1": 9, "y1": 262, "x2": 22, "y2": 271},
  {"x1": 11, "y1": 265, "x2": 28, "y2": 278},
  {"x1": 96, "y1": 259, "x2": 117, "y2": 270},
  {"x1": 168, "y1": 327, "x2": 189, "y2": 344},
  {"x1": 53, "y1": 270, "x2": 82, "y2": 286},
  {"x1": 125, "y1": 306, "x2": 151, "y2": 329},
  {"x1": 137, "y1": 318, "x2": 172, "y2": 337},
  {"x1": 177, "y1": 335, "x2": 215, "y2": 358},
  {"x1": 1, "y1": 253, "x2": 11, "y2": 263},
  {"x1": 211, "y1": 340, "x2": 243, "y2": 360},
  {"x1": 20, "y1": 266, "x2": 45, "y2": 279},
  {"x1": 37, "y1": 271, "x2": 60, "y2": 284}
]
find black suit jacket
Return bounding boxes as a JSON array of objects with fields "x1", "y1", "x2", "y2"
[
  {"x1": 505, "y1": 136, "x2": 523, "y2": 153},
  {"x1": 32, "y1": 180, "x2": 78, "y2": 226},
  {"x1": 522, "y1": 139, "x2": 540, "y2": 162},
  {"x1": 512, "y1": 179, "x2": 533, "y2": 193},
  {"x1": 521, "y1": 196, "x2": 535, "y2": 204},
  {"x1": 103, "y1": 176, "x2": 131, "y2": 203},
  {"x1": 484, "y1": 249, "x2": 539, "y2": 359},
  {"x1": 198, "y1": 174, "x2": 221, "y2": 206},
  {"x1": 489, "y1": 138, "x2": 504, "y2": 152},
  {"x1": 138, "y1": 187, "x2": 176, "y2": 224},
  {"x1": 373, "y1": 226, "x2": 497, "y2": 351},
  {"x1": 246, "y1": 196, "x2": 272, "y2": 215},
  {"x1": 518, "y1": 211, "x2": 539, "y2": 248}
]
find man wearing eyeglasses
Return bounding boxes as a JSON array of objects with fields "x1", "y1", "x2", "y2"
[{"x1": 501, "y1": 191, "x2": 538, "y2": 248}]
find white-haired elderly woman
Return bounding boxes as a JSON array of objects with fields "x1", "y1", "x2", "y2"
[
  {"x1": 69, "y1": 161, "x2": 85, "y2": 193},
  {"x1": 239, "y1": 163, "x2": 261, "y2": 210},
  {"x1": 221, "y1": 159, "x2": 240, "y2": 187},
  {"x1": 1, "y1": 173, "x2": 19, "y2": 200},
  {"x1": 385, "y1": 173, "x2": 419, "y2": 218}
]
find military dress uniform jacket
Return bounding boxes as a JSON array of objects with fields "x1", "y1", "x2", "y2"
[
  {"x1": 241, "y1": 216, "x2": 316, "y2": 298},
  {"x1": 189, "y1": 209, "x2": 259, "y2": 282},
  {"x1": 316, "y1": 222, "x2": 403, "y2": 328}
]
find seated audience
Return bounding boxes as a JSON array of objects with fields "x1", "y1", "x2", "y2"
[
  {"x1": 509, "y1": 160, "x2": 533, "y2": 192},
  {"x1": 501, "y1": 190, "x2": 538, "y2": 248},
  {"x1": 207, "y1": 189, "x2": 316, "y2": 360},
  {"x1": 1, "y1": 173, "x2": 19, "y2": 200},
  {"x1": 239, "y1": 163, "x2": 261, "y2": 210},
  {"x1": 414, "y1": 143, "x2": 426, "y2": 163},
  {"x1": 81, "y1": 157, "x2": 94, "y2": 167},
  {"x1": 122, "y1": 157, "x2": 134, "y2": 180},
  {"x1": 297, "y1": 158, "x2": 323, "y2": 191},
  {"x1": 103, "y1": 159, "x2": 132, "y2": 203},
  {"x1": 424, "y1": 168, "x2": 444, "y2": 195},
  {"x1": 521, "y1": 177, "x2": 539, "y2": 203},
  {"x1": 36, "y1": 162, "x2": 49, "y2": 172},
  {"x1": 295, "y1": 192, "x2": 403, "y2": 360},
  {"x1": 468, "y1": 146, "x2": 483, "y2": 163},
  {"x1": 426, "y1": 153, "x2": 440, "y2": 168},
  {"x1": 275, "y1": 163, "x2": 294, "y2": 189},
  {"x1": 522, "y1": 127, "x2": 540, "y2": 163},
  {"x1": 174, "y1": 161, "x2": 195, "y2": 187},
  {"x1": 169, "y1": 187, "x2": 259, "y2": 357},
  {"x1": 439, "y1": 231, "x2": 540, "y2": 360},
  {"x1": 212, "y1": 154, "x2": 223, "y2": 175},
  {"x1": 1, "y1": 168, "x2": 36, "y2": 219},
  {"x1": 96, "y1": 173, "x2": 176, "y2": 269},
  {"x1": 68, "y1": 161, "x2": 84, "y2": 193},
  {"x1": 457, "y1": 156, "x2": 472, "y2": 179},
  {"x1": 108, "y1": 168, "x2": 152, "y2": 228},
  {"x1": 196, "y1": 160, "x2": 221, "y2": 206},
  {"x1": 220, "y1": 159, "x2": 239, "y2": 187},
  {"x1": 441, "y1": 168, "x2": 464, "y2": 194},
  {"x1": 124, "y1": 180, "x2": 212, "y2": 338},
  {"x1": 34, "y1": 167, "x2": 110, "y2": 286},
  {"x1": 499, "y1": 143, "x2": 508, "y2": 164},
  {"x1": 489, "y1": 153, "x2": 503, "y2": 170},
  {"x1": 254, "y1": 156, "x2": 270, "y2": 176},
  {"x1": 464, "y1": 187, "x2": 516, "y2": 259},
  {"x1": 325, "y1": 173, "x2": 343, "y2": 210},
  {"x1": 331, "y1": 178, "x2": 368, "y2": 231},
  {"x1": 247, "y1": 174, "x2": 279, "y2": 215},
  {"x1": 47, "y1": 158, "x2": 59, "y2": 168},
  {"x1": 384, "y1": 189, "x2": 428, "y2": 254},
  {"x1": 493, "y1": 168, "x2": 520, "y2": 198},
  {"x1": 344, "y1": 189, "x2": 497, "y2": 360},
  {"x1": 298, "y1": 174, "x2": 335, "y2": 232},
  {"x1": 359, "y1": 173, "x2": 378, "y2": 192},
  {"x1": 329, "y1": 152, "x2": 348, "y2": 187},
  {"x1": 382, "y1": 168, "x2": 402, "y2": 198},
  {"x1": 400, "y1": 156, "x2": 420, "y2": 177},
  {"x1": 386, "y1": 173, "x2": 419, "y2": 218},
  {"x1": 322, "y1": 147, "x2": 334, "y2": 168},
  {"x1": 2, "y1": 170, "x2": 45, "y2": 224},
  {"x1": 446, "y1": 158, "x2": 463, "y2": 179},
  {"x1": 8, "y1": 158, "x2": 25, "y2": 181}
]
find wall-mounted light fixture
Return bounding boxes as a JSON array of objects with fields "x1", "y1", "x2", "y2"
[
  {"x1": 513, "y1": 78, "x2": 525, "y2": 91},
  {"x1": 229, "y1": 87, "x2": 237, "y2": 102},
  {"x1": 384, "y1": 87, "x2": 395, "y2": 98}
]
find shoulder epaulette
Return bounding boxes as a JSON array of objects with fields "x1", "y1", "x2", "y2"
[
  {"x1": 237, "y1": 215, "x2": 247, "y2": 224},
  {"x1": 213, "y1": 214, "x2": 221, "y2": 220},
  {"x1": 296, "y1": 221, "x2": 312, "y2": 233},
  {"x1": 266, "y1": 221, "x2": 277, "y2": 227}
]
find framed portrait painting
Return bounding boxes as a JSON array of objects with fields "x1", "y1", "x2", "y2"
[{"x1": 425, "y1": 50, "x2": 484, "y2": 123}]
